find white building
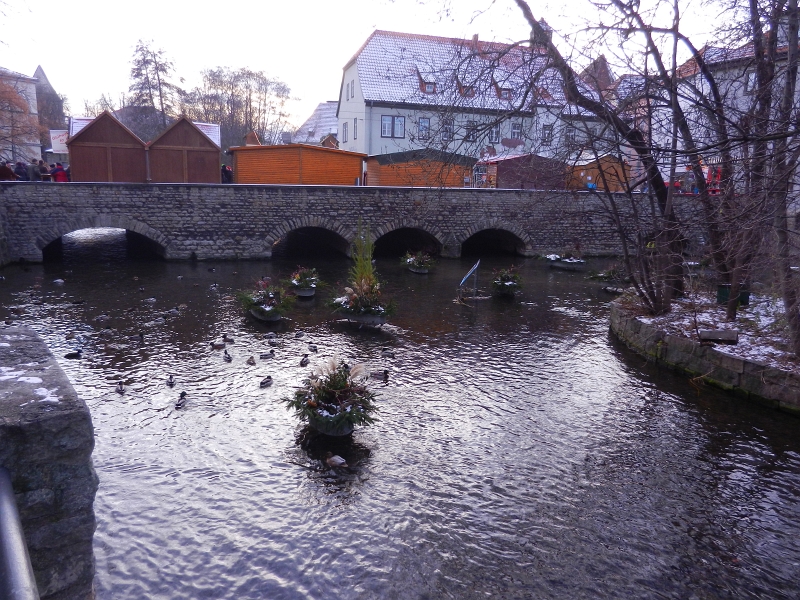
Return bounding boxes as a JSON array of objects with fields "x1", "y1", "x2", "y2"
[
  {"x1": 0, "y1": 67, "x2": 41, "y2": 162},
  {"x1": 336, "y1": 28, "x2": 603, "y2": 161}
]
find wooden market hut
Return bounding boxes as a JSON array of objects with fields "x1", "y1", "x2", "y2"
[
  {"x1": 565, "y1": 151, "x2": 630, "y2": 192},
  {"x1": 474, "y1": 153, "x2": 568, "y2": 190},
  {"x1": 365, "y1": 150, "x2": 476, "y2": 187},
  {"x1": 229, "y1": 144, "x2": 366, "y2": 185},
  {"x1": 146, "y1": 117, "x2": 220, "y2": 183},
  {"x1": 66, "y1": 111, "x2": 147, "y2": 182}
]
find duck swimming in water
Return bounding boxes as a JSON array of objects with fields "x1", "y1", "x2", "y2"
[
  {"x1": 260, "y1": 376, "x2": 273, "y2": 388},
  {"x1": 260, "y1": 350, "x2": 275, "y2": 360},
  {"x1": 307, "y1": 343, "x2": 318, "y2": 353},
  {"x1": 381, "y1": 348, "x2": 395, "y2": 358},
  {"x1": 371, "y1": 369, "x2": 390, "y2": 382},
  {"x1": 166, "y1": 375, "x2": 175, "y2": 387},
  {"x1": 300, "y1": 353, "x2": 309, "y2": 367},
  {"x1": 116, "y1": 381, "x2": 125, "y2": 394},
  {"x1": 325, "y1": 452, "x2": 348, "y2": 468},
  {"x1": 294, "y1": 331, "x2": 305, "y2": 339},
  {"x1": 223, "y1": 349, "x2": 233, "y2": 362},
  {"x1": 246, "y1": 356, "x2": 256, "y2": 366},
  {"x1": 210, "y1": 340, "x2": 226, "y2": 350},
  {"x1": 175, "y1": 391, "x2": 187, "y2": 409},
  {"x1": 222, "y1": 333, "x2": 234, "y2": 343},
  {"x1": 64, "y1": 349, "x2": 82, "y2": 359}
]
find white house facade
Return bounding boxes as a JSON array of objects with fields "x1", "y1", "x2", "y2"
[
  {"x1": 0, "y1": 67, "x2": 41, "y2": 162},
  {"x1": 336, "y1": 29, "x2": 603, "y2": 162}
]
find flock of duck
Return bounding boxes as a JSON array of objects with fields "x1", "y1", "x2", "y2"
[{"x1": 92, "y1": 326, "x2": 396, "y2": 412}]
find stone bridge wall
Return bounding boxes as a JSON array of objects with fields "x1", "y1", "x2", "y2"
[{"x1": 0, "y1": 182, "x2": 704, "y2": 265}]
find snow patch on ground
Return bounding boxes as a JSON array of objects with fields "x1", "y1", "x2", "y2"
[{"x1": 633, "y1": 293, "x2": 799, "y2": 371}]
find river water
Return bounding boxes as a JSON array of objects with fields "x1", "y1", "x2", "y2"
[{"x1": 1, "y1": 228, "x2": 799, "y2": 599}]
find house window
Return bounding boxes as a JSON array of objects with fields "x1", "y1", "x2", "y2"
[
  {"x1": 511, "y1": 121, "x2": 522, "y2": 140},
  {"x1": 465, "y1": 120, "x2": 478, "y2": 142},
  {"x1": 423, "y1": 81, "x2": 436, "y2": 94},
  {"x1": 351, "y1": 79, "x2": 355, "y2": 97},
  {"x1": 489, "y1": 123, "x2": 500, "y2": 143},
  {"x1": 419, "y1": 117, "x2": 430, "y2": 141},
  {"x1": 745, "y1": 71, "x2": 757, "y2": 94},
  {"x1": 342, "y1": 121, "x2": 348, "y2": 143},
  {"x1": 346, "y1": 82, "x2": 350, "y2": 101},
  {"x1": 462, "y1": 85, "x2": 475, "y2": 97},
  {"x1": 442, "y1": 119, "x2": 453, "y2": 142},
  {"x1": 354, "y1": 118, "x2": 357, "y2": 140},
  {"x1": 564, "y1": 126, "x2": 577, "y2": 144},
  {"x1": 381, "y1": 115, "x2": 405, "y2": 138},
  {"x1": 498, "y1": 88, "x2": 512, "y2": 100},
  {"x1": 541, "y1": 124, "x2": 554, "y2": 145}
]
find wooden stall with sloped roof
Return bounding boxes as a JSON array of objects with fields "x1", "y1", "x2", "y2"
[
  {"x1": 474, "y1": 154, "x2": 568, "y2": 190},
  {"x1": 147, "y1": 117, "x2": 220, "y2": 183},
  {"x1": 229, "y1": 144, "x2": 366, "y2": 185},
  {"x1": 565, "y1": 152, "x2": 630, "y2": 192},
  {"x1": 365, "y1": 150, "x2": 476, "y2": 187},
  {"x1": 67, "y1": 111, "x2": 147, "y2": 182}
]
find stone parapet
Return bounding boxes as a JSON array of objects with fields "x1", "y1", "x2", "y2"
[
  {"x1": 609, "y1": 302, "x2": 800, "y2": 414},
  {"x1": 0, "y1": 327, "x2": 97, "y2": 599}
]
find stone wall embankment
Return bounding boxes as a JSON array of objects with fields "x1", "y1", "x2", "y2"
[
  {"x1": 0, "y1": 326, "x2": 97, "y2": 599},
  {"x1": 609, "y1": 302, "x2": 800, "y2": 414}
]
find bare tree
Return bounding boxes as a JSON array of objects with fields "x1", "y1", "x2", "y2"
[
  {"x1": 128, "y1": 40, "x2": 184, "y2": 129},
  {"x1": 0, "y1": 79, "x2": 41, "y2": 162}
]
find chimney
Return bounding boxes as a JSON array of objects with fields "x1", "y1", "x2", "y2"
[{"x1": 472, "y1": 34, "x2": 479, "y2": 53}]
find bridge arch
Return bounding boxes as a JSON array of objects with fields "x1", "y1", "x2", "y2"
[
  {"x1": 269, "y1": 217, "x2": 354, "y2": 257},
  {"x1": 372, "y1": 220, "x2": 446, "y2": 256},
  {"x1": 459, "y1": 219, "x2": 534, "y2": 256},
  {"x1": 36, "y1": 215, "x2": 171, "y2": 260}
]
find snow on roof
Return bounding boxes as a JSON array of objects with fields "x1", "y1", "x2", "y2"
[
  {"x1": 351, "y1": 30, "x2": 570, "y2": 112},
  {"x1": 0, "y1": 66, "x2": 37, "y2": 83},
  {"x1": 293, "y1": 101, "x2": 339, "y2": 144}
]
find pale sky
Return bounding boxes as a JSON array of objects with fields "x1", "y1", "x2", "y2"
[{"x1": 0, "y1": 0, "x2": 714, "y2": 129}]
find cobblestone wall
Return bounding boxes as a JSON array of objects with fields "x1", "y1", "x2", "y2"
[
  {"x1": 0, "y1": 183, "x2": 689, "y2": 265},
  {"x1": 0, "y1": 326, "x2": 97, "y2": 599},
  {"x1": 610, "y1": 302, "x2": 800, "y2": 414}
]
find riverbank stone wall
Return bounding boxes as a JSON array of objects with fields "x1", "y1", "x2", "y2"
[
  {"x1": 610, "y1": 301, "x2": 800, "y2": 414},
  {"x1": 0, "y1": 326, "x2": 97, "y2": 599},
  {"x1": 0, "y1": 182, "x2": 706, "y2": 265}
]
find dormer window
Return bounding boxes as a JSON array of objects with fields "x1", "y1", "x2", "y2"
[
  {"x1": 498, "y1": 88, "x2": 512, "y2": 100},
  {"x1": 423, "y1": 82, "x2": 436, "y2": 94},
  {"x1": 462, "y1": 85, "x2": 476, "y2": 97}
]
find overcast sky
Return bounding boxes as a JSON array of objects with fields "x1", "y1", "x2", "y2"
[{"x1": 0, "y1": 0, "x2": 713, "y2": 129}]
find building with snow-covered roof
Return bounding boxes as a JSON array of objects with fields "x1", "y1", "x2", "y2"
[
  {"x1": 293, "y1": 101, "x2": 339, "y2": 145},
  {"x1": 336, "y1": 29, "x2": 605, "y2": 163}
]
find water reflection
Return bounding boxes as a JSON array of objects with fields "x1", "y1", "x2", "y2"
[{"x1": 0, "y1": 228, "x2": 799, "y2": 599}]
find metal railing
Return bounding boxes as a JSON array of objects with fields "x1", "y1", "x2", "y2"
[{"x1": 0, "y1": 467, "x2": 39, "y2": 600}]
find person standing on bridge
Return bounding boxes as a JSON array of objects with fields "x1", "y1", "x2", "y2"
[
  {"x1": 50, "y1": 162, "x2": 68, "y2": 182},
  {"x1": 0, "y1": 161, "x2": 17, "y2": 181}
]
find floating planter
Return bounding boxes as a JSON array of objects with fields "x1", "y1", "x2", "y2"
[
  {"x1": 331, "y1": 221, "x2": 395, "y2": 326},
  {"x1": 282, "y1": 358, "x2": 378, "y2": 436},
  {"x1": 289, "y1": 266, "x2": 321, "y2": 298},
  {"x1": 237, "y1": 281, "x2": 295, "y2": 323},
  {"x1": 492, "y1": 266, "x2": 522, "y2": 298},
  {"x1": 403, "y1": 251, "x2": 435, "y2": 274}
]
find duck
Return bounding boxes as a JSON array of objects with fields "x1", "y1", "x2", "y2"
[
  {"x1": 175, "y1": 391, "x2": 187, "y2": 409},
  {"x1": 116, "y1": 381, "x2": 125, "y2": 394},
  {"x1": 371, "y1": 369, "x2": 390, "y2": 382},
  {"x1": 294, "y1": 331, "x2": 305, "y2": 339},
  {"x1": 265, "y1": 332, "x2": 277, "y2": 339},
  {"x1": 166, "y1": 375, "x2": 175, "y2": 387},
  {"x1": 307, "y1": 343, "x2": 318, "y2": 352},
  {"x1": 177, "y1": 275, "x2": 183, "y2": 280},
  {"x1": 222, "y1": 333, "x2": 235, "y2": 343},
  {"x1": 143, "y1": 297, "x2": 156, "y2": 303},
  {"x1": 260, "y1": 350, "x2": 276, "y2": 360},
  {"x1": 130, "y1": 332, "x2": 145, "y2": 343},
  {"x1": 268, "y1": 338, "x2": 280, "y2": 347},
  {"x1": 246, "y1": 356, "x2": 256, "y2": 366},
  {"x1": 64, "y1": 349, "x2": 82, "y2": 360},
  {"x1": 260, "y1": 376, "x2": 273, "y2": 388},
  {"x1": 325, "y1": 452, "x2": 348, "y2": 468},
  {"x1": 223, "y1": 349, "x2": 233, "y2": 362},
  {"x1": 300, "y1": 353, "x2": 310, "y2": 367},
  {"x1": 381, "y1": 348, "x2": 395, "y2": 358},
  {"x1": 210, "y1": 340, "x2": 226, "y2": 350}
]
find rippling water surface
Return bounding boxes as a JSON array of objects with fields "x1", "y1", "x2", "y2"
[{"x1": 2, "y1": 228, "x2": 800, "y2": 599}]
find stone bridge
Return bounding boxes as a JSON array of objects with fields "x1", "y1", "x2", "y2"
[{"x1": 0, "y1": 183, "x2": 633, "y2": 265}]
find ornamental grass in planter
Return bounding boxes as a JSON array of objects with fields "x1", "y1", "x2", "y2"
[
  {"x1": 282, "y1": 358, "x2": 379, "y2": 435},
  {"x1": 403, "y1": 251, "x2": 435, "y2": 273},
  {"x1": 492, "y1": 266, "x2": 522, "y2": 297},
  {"x1": 331, "y1": 221, "x2": 396, "y2": 322}
]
